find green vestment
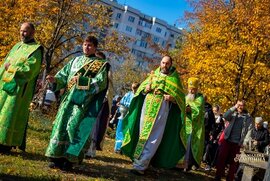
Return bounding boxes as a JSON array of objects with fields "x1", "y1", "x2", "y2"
[
  {"x1": 0, "y1": 41, "x2": 42, "y2": 146},
  {"x1": 45, "y1": 55, "x2": 109, "y2": 163},
  {"x1": 121, "y1": 67, "x2": 186, "y2": 168},
  {"x1": 181, "y1": 93, "x2": 205, "y2": 165}
]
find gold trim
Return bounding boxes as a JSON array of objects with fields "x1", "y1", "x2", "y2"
[
  {"x1": 2, "y1": 67, "x2": 18, "y2": 83},
  {"x1": 76, "y1": 77, "x2": 90, "y2": 90}
]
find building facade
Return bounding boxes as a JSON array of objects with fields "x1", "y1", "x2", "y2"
[{"x1": 101, "y1": 0, "x2": 182, "y2": 67}]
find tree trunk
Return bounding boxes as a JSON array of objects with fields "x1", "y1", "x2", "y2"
[{"x1": 44, "y1": 49, "x2": 53, "y2": 73}]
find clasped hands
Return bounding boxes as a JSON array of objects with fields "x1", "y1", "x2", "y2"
[
  {"x1": 145, "y1": 84, "x2": 174, "y2": 102},
  {"x1": 186, "y1": 105, "x2": 192, "y2": 113}
]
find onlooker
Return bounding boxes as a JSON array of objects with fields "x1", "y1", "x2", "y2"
[
  {"x1": 114, "y1": 82, "x2": 139, "y2": 153},
  {"x1": 244, "y1": 117, "x2": 269, "y2": 153},
  {"x1": 215, "y1": 100, "x2": 253, "y2": 181},
  {"x1": 203, "y1": 105, "x2": 225, "y2": 170},
  {"x1": 203, "y1": 131, "x2": 219, "y2": 171},
  {"x1": 43, "y1": 87, "x2": 57, "y2": 110},
  {"x1": 108, "y1": 95, "x2": 121, "y2": 129},
  {"x1": 212, "y1": 105, "x2": 225, "y2": 139},
  {"x1": 204, "y1": 96, "x2": 215, "y2": 143}
]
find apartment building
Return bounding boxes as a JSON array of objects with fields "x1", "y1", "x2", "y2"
[{"x1": 101, "y1": 0, "x2": 182, "y2": 67}]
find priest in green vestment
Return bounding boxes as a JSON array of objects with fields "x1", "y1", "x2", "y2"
[
  {"x1": 0, "y1": 22, "x2": 43, "y2": 153},
  {"x1": 45, "y1": 36, "x2": 110, "y2": 171},
  {"x1": 181, "y1": 77, "x2": 205, "y2": 171},
  {"x1": 121, "y1": 55, "x2": 186, "y2": 175}
]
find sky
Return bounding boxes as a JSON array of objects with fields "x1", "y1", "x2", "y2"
[{"x1": 117, "y1": 0, "x2": 192, "y2": 28}]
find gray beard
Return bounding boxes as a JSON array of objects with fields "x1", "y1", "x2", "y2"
[
  {"x1": 186, "y1": 93, "x2": 195, "y2": 101},
  {"x1": 161, "y1": 68, "x2": 169, "y2": 74}
]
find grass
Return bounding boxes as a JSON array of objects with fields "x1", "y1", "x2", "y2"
[{"x1": 0, "y1": 110, "x2": 215, "y2": 181}]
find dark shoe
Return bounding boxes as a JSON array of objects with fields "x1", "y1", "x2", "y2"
[
  {"x1": 60, "y1": 161, "x2": 73, "y2": 171},
  {"x1": 85, "y1": 155, "x2": 93, "y2": 159},
  {"x1": 48, "y1": 161, "x2": 63, "y2": 169},
  {"x1": 48, "y1": 162, "x2": 58, "y2": 169},
  {"x1": 115, "y1": 150, "x2": 122, "y2": 155},
  {"x1": 18, "y1": 146, "x2": 26, "y2": 152},
  {"x1": 0, "y1": 145, "x2": 12, "y2": 153},
  {"x1": 130, "y1": 169, "x2": 144, "y2": 176}
]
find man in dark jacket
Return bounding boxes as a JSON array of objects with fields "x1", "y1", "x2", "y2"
[
  {"x1": 215, "y1": 100, "x2": 253, "y2": 181},
  {"x1": 244, "y1": 117, "x2": 269, "y2": 153}
]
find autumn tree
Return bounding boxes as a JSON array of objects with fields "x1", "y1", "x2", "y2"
[
  {"x1": 0, "y1": 0, "x2": 41, "y2": 60},
  {"x1": 0, "y1": 0, "x2": 129, "y2": 74},
  {"x1": 112, "y1": 55, "x2": 147, "y2": 95},
  {"x1": 178, "y1": 0, "x2": 270, "y2": 119},
  {"x1": 36, "y1": 0, "x2": 129, "y2": 73}
]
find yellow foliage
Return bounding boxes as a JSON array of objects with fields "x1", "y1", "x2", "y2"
[
  {"x1": 175, "y1": 0, "x2": 270, "y2": 119},
  {"x1": 112, "y1": 56, "x2": 147, "y2": 95},
  {"x1": 0, "y1": 0, "x2": 129, "y2": 72}
]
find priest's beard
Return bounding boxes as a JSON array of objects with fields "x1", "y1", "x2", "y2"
[
  {"x1": 160, "y1": 67, "x2": 170, "y2": 74},
  {"x1": 186, "y1": 93, "x2": 195, "y2": 101},
  {"x1": 21, "y1": 35, "x2": 33, "y2": 43}
]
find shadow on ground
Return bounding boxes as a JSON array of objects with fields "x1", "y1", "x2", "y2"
[{"x1": 68, "y1": 155, "x2": 215, "y2": 181}]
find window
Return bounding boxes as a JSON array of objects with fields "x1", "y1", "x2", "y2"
[
  {"x1": 128, "y1": 16, "x2": 135, "y2": 23},
  {"x1": 142, "y1": 32, "x2": 150, "y2": 38},
  {"x1": 131, "y1": 49, "x2": 136, "y2": 54},
  {"x1": 125, "y1": 26, "x2": 132, "y2": 32},
  {"x1": 144, "y1": 22, "x2": 152, "y2": 29},
  {"x1": 170, "y1": 34, "x2": 174, "y2": 38},
  {"x1": 164, "y1": 32, "x2": 167, "y2": 37},
  {"x1": 139, "y1": 40, "x2": 148, "y2": 48},
  {"x1": 116, "y1": 13, "x2": 121, "y2": 19},
  {"x1": 136, "y1": 29, "x2": 142, "y2": 36},
  {"x1": 153, "y1": 36, "x2": 159, "y2": 43},
  {"x1": 138, "y1": 20, "x2": 143, "y2": 26},
  {"x1": 136, "y1": 50, "x2": 145, "y2": 57},
  {"x1": 162, "y1": 41, "x2": 166, "y2": 47},
  {"x1": 137, "y1": 61, "x2": 143, "y2": 67},
  {"x1": 156, "y1": 27, "x2": 162, "y2": 33},
  {"x1": 113, "y1": 23, "x2": 119, "y2": 29}
]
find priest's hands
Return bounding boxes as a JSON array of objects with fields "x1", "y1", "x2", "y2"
[
  {"x1": 4, "y1": 63, "x2": 10, "y2": 71},
  {"x1": 145, "y1": 84, "x2": 152, "y2": 93},
  {"x1": 186, "y1": 105, "x2": 192, "y2": 113},
  {"x1": 46, "y1": 75, "x2": 56, "y2": 83},
  {"x1": 71, "y1": 76, "x2": 79, "y2": 83},
  {"x1": 164, "y1": 94, "x2": 175, "y2": 102}
]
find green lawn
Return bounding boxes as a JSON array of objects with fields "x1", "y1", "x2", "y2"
[{"x1": 0, "y1": 110, "x2": 214, "y2": 181}]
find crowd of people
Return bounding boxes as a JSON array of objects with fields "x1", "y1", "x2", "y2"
[{"x1": 0, "y1": 22, "x2": 269, "y2": 181}]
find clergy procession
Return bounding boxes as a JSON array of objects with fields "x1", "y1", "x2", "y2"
[{"x1": 0, "y1": 22, "x2": 269, "y2": 181}]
